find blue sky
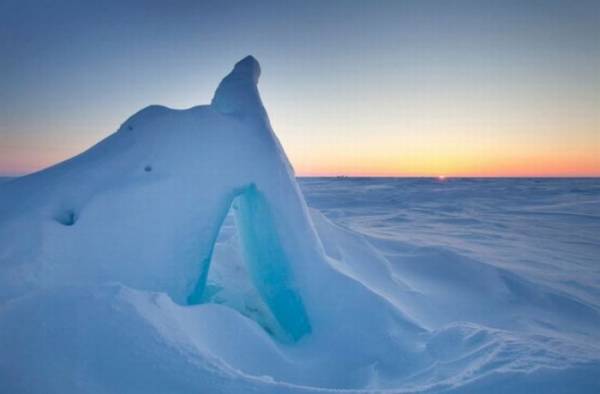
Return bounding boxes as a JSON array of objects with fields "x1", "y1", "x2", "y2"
[{"x1": 1, "y1": 0, "x2": 598, "y2": 176}]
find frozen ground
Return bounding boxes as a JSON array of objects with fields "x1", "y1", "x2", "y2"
[
  {"x1": 299, "y1": 176, "x2": 600, "y2": 312},
  {"x1": 299, "y1": 177, "x2": 600, "y2": 392},
  {"x1": 1, "y1": 57, "x2": 599, "y2": 393}
]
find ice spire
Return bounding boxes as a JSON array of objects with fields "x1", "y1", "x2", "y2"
[{"x1": 211, "y1": 56, "x2": 266, "y2": 118}]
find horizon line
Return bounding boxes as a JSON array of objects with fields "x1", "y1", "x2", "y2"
[{"x1": 1, "y1": 172, "x2": 598, "y2": 180}]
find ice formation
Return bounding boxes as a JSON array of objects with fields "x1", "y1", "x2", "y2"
[{"x1": 1, "y1": 57, "x2": 599, "y2": 393}]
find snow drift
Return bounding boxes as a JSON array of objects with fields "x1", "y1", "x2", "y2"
[{"x1": 1, "y1": 57, "x2": 599, "y2": 393}]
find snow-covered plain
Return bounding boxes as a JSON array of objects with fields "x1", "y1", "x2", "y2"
[{"x1": 1, "y1": 57, "x2": 599, "y2": 393}]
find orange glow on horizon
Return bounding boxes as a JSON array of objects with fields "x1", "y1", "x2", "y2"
[
  {"x1": 3, "y1": 150, "x2": 599, "y2": 178},
  {"x1": 2, "y1": 129, "x2": 599, "y2": 178},
  {"x1": 291, "y1": 146, "x2": 600, "y2": 178}
]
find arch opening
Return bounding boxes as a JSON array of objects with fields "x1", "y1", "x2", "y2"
[{"x1": 187, "y1": 185, "x2": 311, "y2": 342}]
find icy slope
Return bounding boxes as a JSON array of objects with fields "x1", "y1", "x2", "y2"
[{"x1": 1, "y1": 58, "x2": 599, "y2": 393}]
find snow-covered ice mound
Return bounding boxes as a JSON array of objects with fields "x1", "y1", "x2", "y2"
[{"x1": 1, "y1": 57, "x2": 599, "y2": 393}]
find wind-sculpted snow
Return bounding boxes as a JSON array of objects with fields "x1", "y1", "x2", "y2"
[{"x1": 1, "y1": 58, "x2": 599, "y2": 393}]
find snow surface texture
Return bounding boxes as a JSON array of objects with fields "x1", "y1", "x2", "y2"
[{"x1": 1, "y1": 57, "x2": 599, "y2": 393}]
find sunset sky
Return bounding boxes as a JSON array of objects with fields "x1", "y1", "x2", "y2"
[{"x1": 1, "y1": 0, "x2": 598, "y2": 177}]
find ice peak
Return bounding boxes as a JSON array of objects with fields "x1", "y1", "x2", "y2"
[
  {"x1": 211, "y1": 56, "x2": 265, "y2": 118},
  {"x1": 233, "y1": 55, "x2": 261, "y2": 83}
]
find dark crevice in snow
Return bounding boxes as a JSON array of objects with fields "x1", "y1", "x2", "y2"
[{"x1": 55, "y1": 210, "x2": 77, "y2": 226}]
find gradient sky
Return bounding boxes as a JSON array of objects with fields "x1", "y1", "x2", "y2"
[{"x1": 1, "y1": 0, "x2": 598, "y2": 177}]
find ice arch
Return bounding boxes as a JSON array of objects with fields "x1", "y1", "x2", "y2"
[
  {"x1": 0, "y1": 55, "x2": 317, "y2": 343},
  {"x1": 187, "y1": 184, "x2": 311, "y2": 341}
]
